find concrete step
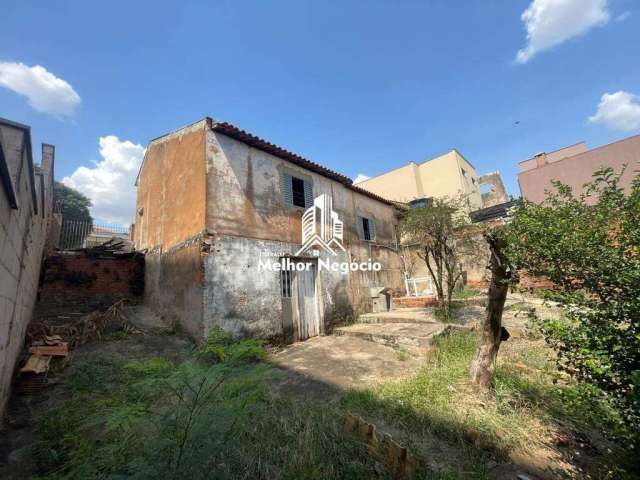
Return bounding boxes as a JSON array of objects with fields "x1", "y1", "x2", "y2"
[
  {"x1": 334, "y1": 322, "x2": 446, "y2": 352},
  {"x1": 357, "y1": 307, "x2": 441, "y2": 325}
]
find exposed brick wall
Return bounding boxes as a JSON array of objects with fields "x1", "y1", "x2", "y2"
[
  {"x1": 393, "y1": 296, "x2": 438, "y2": 308},
  {"x1": 33, "y1": 252, "x2": 144, "y2": 322}
]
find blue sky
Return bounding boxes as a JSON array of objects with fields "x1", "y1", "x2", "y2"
[{"x1": 1, "y1": 0, "x2": 639, "y2": 224}]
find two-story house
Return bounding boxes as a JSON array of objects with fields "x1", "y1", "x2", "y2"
[{"x1": 133, "y1": 118, "x2": 404, "y2": 341}]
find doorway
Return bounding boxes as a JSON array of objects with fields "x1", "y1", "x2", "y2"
[{"x1": 281, "y1": 258, "x2": 320, "y2": 342}]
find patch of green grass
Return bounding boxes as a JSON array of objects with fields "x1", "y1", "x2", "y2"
[
  {"x1": 33, "y1": 328, "x2": 636, "y2": 479},
  {"x1": 452, "y1": 287, "x2": 483, "y2": 300},
  {"x1": 32, "y1": 333, "x2": 400, "y2": 479},
  {"x1": 344, "y1": 330, "x2": 635, "y2": 476}
]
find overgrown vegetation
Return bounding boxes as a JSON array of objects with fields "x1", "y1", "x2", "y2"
[
  {"x1": 32, "y1": 334, "x2": 392, "y2": 479},
  {"x1": 345, "y1": 329, "x2": 635, "y2": 478},
  {"x1": 400, "y1": 196, "x2": 480, "y2": 320},
  {"x1": 26, "y1": 322, "x2": 637, "y2": 479},
  {"x1": 501, "y1": 167, "x2": 640, "y2": 443}
]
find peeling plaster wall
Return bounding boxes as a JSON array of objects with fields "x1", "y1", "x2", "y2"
[
  {"x1": 202, "y1": 130, "x2": 404, "y2": 338},
  {"x1": 134, "y1": 121, "x2": 207, "y2": 251},
  {"x1": 203, "y1": 235, "x2": 401, "y2": 340},
  {"x1": 134, "y1": 121, "x2": 208, "y2": 336},
  {"x1": 135, "y1": 121, "x2": 404, "y2": 341},
  {"x1": 144, "y1": 238, "x2": 204, "y2": 338}
]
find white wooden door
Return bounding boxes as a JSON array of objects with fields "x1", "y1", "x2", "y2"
[{"x1": 294, "y1": 263, "x2": 319, "y2": 340}]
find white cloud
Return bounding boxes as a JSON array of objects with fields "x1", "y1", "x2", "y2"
[
  {"x1": 0, "y1": 61, "x2": 81, "y2": 116},
  {"x1": 353, "y1": 173, "x2": 371, "y2": 184},
  {"x1": 62, "y1": 136, "x2": 145, "y2": 225},
  {"x1": 516, "y1": 0, "x2": 610, "y2": 63},
  {"x1": 588, "y1": 91, "x2": 640, "y2": 131}
]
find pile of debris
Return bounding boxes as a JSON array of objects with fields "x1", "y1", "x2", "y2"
[
  {"x1": 17, "y1": 301, "x2": 136, "y2": 395},
  {"x1": 69, "y1": 238, "x2": 139, "y2": 259}
]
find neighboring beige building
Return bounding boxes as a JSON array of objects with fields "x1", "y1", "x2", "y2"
[
  {"x1": 518, "y1": 134, "x2": 640, "y2": 203},
  {"x1": 355, "y1": 150, "x2": 509, "y2": 296},
  {"x1": 356, "y1": 149, "x2": 508, "y2": 210}
]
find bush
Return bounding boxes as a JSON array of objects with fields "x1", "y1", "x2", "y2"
[
  {"x1": 196, "y1": 327, "x2": 266, "y2": 364},
  {"x1": 501, "y1": 167, "x2": 640, "y2": 442}
]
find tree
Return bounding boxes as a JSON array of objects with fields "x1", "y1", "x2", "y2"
[
  {"x1": 400, "y1": 197, "x2": 478, "y2": 319},
  {"x1": 55, "y1": 181, "x2": 92, "y2": 223},
  {"x1": 469, "y1": 232, "x2": 513, "y2": 386},
  {"x1": 501, "y1": 167, "x2": 640, "y2": 433}
]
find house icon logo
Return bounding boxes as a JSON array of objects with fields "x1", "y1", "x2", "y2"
[{"x1": 295, "y1": 194, "x2": 346, "y2": 256}]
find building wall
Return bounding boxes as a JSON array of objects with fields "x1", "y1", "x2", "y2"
[
  {"x1": 353, "y1": 162, "x2": 422, "y2": 203},
  {"x1": 357, "y1": 150, "x2": 483, "y2": 210},
  {"x1": 519, "y1": 142, "x2": 588, "y2": 173},
  {"x1": 518, "y1": 135, "x2": 640, "y2": 203},
  {"x1": 134, "y1": 120, "x2": 207, "y2": 250},
  {"x1": 33, "y1": 252, "x2": 144, "y2": 322},
  {"x1": 134, "y1": 121, "x2": 208, "y2": 334},
  {"x1": 201, "y1": 129, "x2": 404, "y2": 339},
  {"x1": 0, "y1": 121, "x2": 54, "y2": 419}
]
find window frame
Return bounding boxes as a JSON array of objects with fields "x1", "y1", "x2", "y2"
[
  {"x1": 356, "y1": 214, "x2": 376, "y2": 242},
  {"x1": 281, "y1": 168, "x2": 313, "y2": 209}
]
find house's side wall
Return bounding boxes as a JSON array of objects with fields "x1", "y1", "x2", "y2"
[
  {"x1": 0, "y1": 124, "x2": 54, "y2": 419},
  {"x1": 202, "y1": 130, "x2": 403, "y2": 339},
  {"x1": 453, "y1": 151, "x2": 483, "y2": 210},
  {"x1": 518, "y1": 135, "x2": 640, "y2": 203},
  {"x1": 134, "y1": 121, "x2": 208, "y2": 334},
  {"x1": 354, "y1": 162, "x2": 422, "y2": 203}
]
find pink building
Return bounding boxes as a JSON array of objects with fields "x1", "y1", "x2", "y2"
[{"x1": 518, "y1": 134, "x2": 640, "y2": 203}]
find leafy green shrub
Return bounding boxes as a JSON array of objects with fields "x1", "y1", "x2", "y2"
[
  {"x1": 196, "y1": 327, "x2": 266, "y2": 364},
  {"x1": 125, "y1": 357, "x2": 173, "y2": 376},
  {"x1": 501, "y1": 167, "x2": 640, "y2": 443}
]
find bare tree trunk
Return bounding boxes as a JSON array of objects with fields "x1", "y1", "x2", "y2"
[{"x1": 469, "y1": 233, "x2": 512, "y2": 386}]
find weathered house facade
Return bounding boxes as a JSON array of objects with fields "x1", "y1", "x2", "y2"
[
  {"x1": 133, "y1": 118, "x2": 404, "y2": 341},
  {"x1": 0, "y1": 118, "x2": 56, "y2": 416}
]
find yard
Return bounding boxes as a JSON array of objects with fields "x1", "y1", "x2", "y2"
[{"x1": 0, "y1": 297, "x2": 636, "y2": 479}]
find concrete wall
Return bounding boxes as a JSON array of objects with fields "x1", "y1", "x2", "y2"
[
  {"x1": 134, "y1": 121, "x2": 208, "y2": 335},
  {"x1": 353, "y1": 162, "x2": 422, "y2": 203},
  {"x1": 144, "y1": 238, "x2": 204, "y2": 337},
  {"x1": 478, "y1": 171, "x2": 509, "y2": 208},
  {"x1": 519, "y1": 142, "x2": 588, "y2": 173},
  {"x1": 0, "y1": 121, "x2": 54, "y2": 419},
  {"x1": 518, "y1": 135, "x2": 640, "y2": 203},
  {"x1": 202, "y1": 129, "x2": 404, "y2": 339},
  {"x1": 135, "y1": 119, "x2": 404, "y2": 340},
  {"x1": 134, "y1": 120, "x2": 207, "y2": 250},
  {"x1": 357, "y1": 149, "x2": 483, "y2": 210}
]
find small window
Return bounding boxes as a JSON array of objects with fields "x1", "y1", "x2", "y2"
[
  {"x1": 291, "y1": 176, "x2": 306, "y2": 207},
  {"x1": 281, "y1": 171, "x2": 313, "y2": 208},
  {"x1": 281, "y1": 269, "x2": 292, "y2": 298},
  {"x1": 362, "y1": 217, "x2": 371, "y2": 241},
  {"x1": 357, "y1": 215, "x2": 376, "y2": 242}
]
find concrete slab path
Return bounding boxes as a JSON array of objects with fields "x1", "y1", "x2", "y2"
[{"x1": 269, "y1": 335, "x2": 425, "y2": 394}]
